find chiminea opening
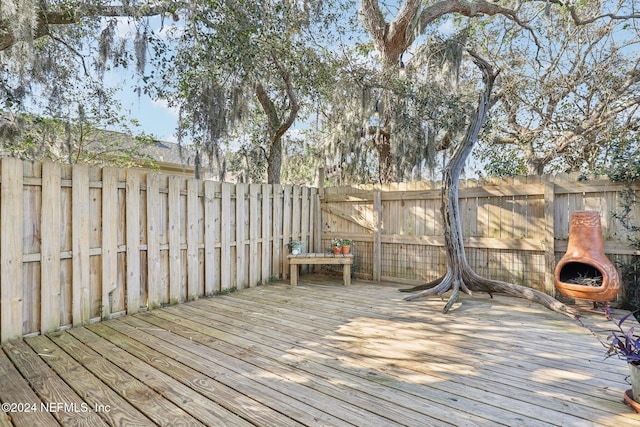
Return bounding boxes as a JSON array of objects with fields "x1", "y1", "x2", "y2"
[
  {"x1": 557, "y1": 262, "x2": 603, "y2": 287},
  {"x1": 554, "y1": 210, "x2": 619, "y2": 302}
]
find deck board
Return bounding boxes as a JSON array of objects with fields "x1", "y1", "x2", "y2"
[
  {"x1": 3, "y1": 340, "x2": 107, "y2": 426},
  {"x1": 47, "y1": 328, "x2": 204, "y2": 426},
  {"x1": 0, "y1": 349, "x2": 59, "y2": 427},
  {"x1": 2, "y1": 276, "x2": 640, "y2": 426},
  {"x1": 25, "y1": 334, "x2": 154, "y2": 426}
]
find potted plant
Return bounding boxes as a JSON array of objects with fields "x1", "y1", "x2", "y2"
[
  {"x1": 606, "y1": 310, "x2": 640, "y2": 410},
  {"x1": 286, "y1": 240, "x2": 303, "y2": 255},
  {"x1": 331, "y1": 239, "x2": 342, "y2": 254},
  {"x1": 340, "y1": 239, "x2": 353, "y2": 254}
]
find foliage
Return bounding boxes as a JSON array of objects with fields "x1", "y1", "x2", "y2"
[
  {"x1": 281, "y1": 131, "x2": 324, "y2": 186},
  {"x1": 606, "y1": 311, "x2": 640, "y2": 366},
  {"x1": 0, "y1": 107, "x2": 158, "y2": 168},
  {"x1": 146, "y1": 0, "x2": 348, "y2": 182},
  {"x1": 476, "y1": 1, "x2": 640, "y2": 176},
  {"x1": 605, "y1": 138, "x2": 640, "y2": 315},
  {"x1": 472, "y1": 142, "x2": 527, "y2": 177},
  {"x1": 0, "y1": 1, "x2": 166, "y2": 166},
  {"x1": 4, "y1": 0, "x2": 640, "y2": 187}
]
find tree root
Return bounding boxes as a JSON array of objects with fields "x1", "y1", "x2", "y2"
[
  {"x1": 398, "y1": 276, "x2": 444, "y2": 292},
  {"x1": 401, "y1": 267, "x2": 580, "y2": 319}
]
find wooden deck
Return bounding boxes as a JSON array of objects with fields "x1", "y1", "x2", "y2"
[{"x1": 1, "y1": 275, "x2": 639, "y2": 426}]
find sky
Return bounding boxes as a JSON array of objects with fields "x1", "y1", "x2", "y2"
[
  {"x1": 114, "y1": 82, "x2": 180, "y2": 143},
  {"x1": 105, "y1": 18, "x2": 181, "y2": 144}
]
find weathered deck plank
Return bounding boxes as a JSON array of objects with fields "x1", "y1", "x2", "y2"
[
  {"x1": 0, "y1": 349, "x2": 58, "y2": 427},
  {"x1": 178, "y1": 291, "x2": 597, "y2": 426},
  {"x1": 1, "y1": 277, "x2": 639, "y2": 426},
  {"x1": 66, "y1": 327, "x2": 234, "y2": 426},
  {"x1": 221, "y1": 281, "x2": 634, "y2": 419},
  {"x1": 24, "y1": 334, "x2": 153, "y2": 426},
  {"x1": 3, "y1": 340, "x2": 107, "y2": 426},
  {"x1": 86, "y1": 321, "x2": 301, "y2": 427},
  {"x1": 47, "y1": 328, "x2": 204, "y2": 426}
]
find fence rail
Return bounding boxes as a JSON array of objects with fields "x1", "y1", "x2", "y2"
[
  {"x1": 0, "y1": 158, "x2": 319, "y2": 343},
  {"x1": 321, "y1": 174, "x2": 639, "y2": 297}
]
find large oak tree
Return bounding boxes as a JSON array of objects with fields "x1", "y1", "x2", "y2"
[{"x1": 359, "y1": 0, "x2": 640, "y2": 317}]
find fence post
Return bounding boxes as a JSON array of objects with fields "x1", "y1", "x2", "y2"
[
  {"x1": 373, "y1": 191, "x2": 382, "y2": 282},
  {"x1": 544, "y1": 182, "x2": 556, "y2": 296}
]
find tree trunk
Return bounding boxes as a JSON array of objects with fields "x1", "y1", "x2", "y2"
[
  {"x1": 375, "y1": 131, "x2": 394, "y2": 183},
  {"x1": 267, "y1": 136, "x2": 282, "y2": 184},
  {"x1": 255, "y1": 55, "x2": 299, "y2": 185},
  {"x1": 402, "y1": 52, "x2": 579, "y2": 319}
]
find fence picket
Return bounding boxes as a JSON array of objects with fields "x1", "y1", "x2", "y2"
[
  {"x1": 221, "y1": 183, "x2": 232, "y2": 291},
  {"x1": 261, "y1": 184, "x2": 271, "y2": 282},
  {"x1": 236, "y1": 183, "x2": 247, "y2": 289},
  {"x1": 126, "y1": 170, "x2": 141, "y2": 314},
  {"x1": 72, "y1": 164, "x2": 90, "y2": 327},
  {"x1": 282, "y1": 185, "x2": 292, "y2": 279},
  {"x1": 187, "y1": 179, "x2": 199, "y2": 299},
  {"x1": 41, "y1": 162, "x2": 61, "y2": 333},
  {"x1": 101, "y1": 168, "x2": 119, "y2": 319},
  {"x1": 1, "y1": 158, "x2": 24, "y2": 343},
  {"x1": 204, "y1": 180, "x2": 217, "y2": 295},
  {"x1": 249, "y1": 184, "x2": 260, "y2": 287},
  {"x1": 146, "y1": 173, "x2": 161, "y2": 309},
  {"x1": 168, "y1": 176, "x2": 181, "y2": 303},
  {"x1": 272, "y1": 185, "x2": 283, "y2": 278}
]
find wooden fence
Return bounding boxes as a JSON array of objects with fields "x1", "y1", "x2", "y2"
[
  {"x1": 0, "y1": 158, "x2": 320, "y2": 343},
  {"x1": 321, "y1": 174, "x2": 639, "y2": 298}
]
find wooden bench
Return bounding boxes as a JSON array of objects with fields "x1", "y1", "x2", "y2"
[{"x1": 287, "y1": 253, "x2": 354, "y2": 286}]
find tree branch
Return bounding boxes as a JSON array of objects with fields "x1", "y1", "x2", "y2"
[{"x1": 1, "y1": 1, "x2": 175, "y2": 52}]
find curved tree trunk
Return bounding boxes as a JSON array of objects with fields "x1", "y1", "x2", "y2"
[
  {"x1": 402, "y1": 52, "x2": 579, "y2": 319},
  {"x1": 255, "y1": 55, "x2": 299, "y2": 184}
]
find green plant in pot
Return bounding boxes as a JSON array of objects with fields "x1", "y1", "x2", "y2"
[
  {"x1": 606, "y1": 311, "x2": 640, "y2": 408},
  {"x1": 330, "y1": 239, "x2": 342, "y2": 254},
  {"x1": 340, "y1": 239, "x2": 353, "y2": 254},
  {"x1": 286, "y1": 240, "x2": 303, "y2": 255}
]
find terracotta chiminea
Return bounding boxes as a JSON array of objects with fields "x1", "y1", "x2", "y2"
[{"x1": 554, "y1": 210, "x2": 619, "y2": 301}]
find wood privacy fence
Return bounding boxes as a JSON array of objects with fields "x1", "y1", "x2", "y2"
[
  {"x1": 0, "y1": 158, "x2": 320, "y2": 343},
  {"x1": 321, "y1": 174, "x2": 639, "y2": 297}
]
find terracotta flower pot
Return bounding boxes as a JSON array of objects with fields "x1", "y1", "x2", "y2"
[
  {"x1": 554, "y1": 210, "x2": 619, "y2": 301},
  {"x1": 630, "y1": 363, "x2": 640, "y2": 404},
  {"x1": 332, "y1": 246, "x2": 341, "y2": 254},
  {"x1": 341, "y1": 245, "x2": 351, "y2": 254},
  {"x1": 624, "y1": 389, "x2": 640, "y2": 413}
]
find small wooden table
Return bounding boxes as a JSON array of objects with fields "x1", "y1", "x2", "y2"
[{"x1": 287, "y1": 253, "x2": 354, "y2": 286}]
